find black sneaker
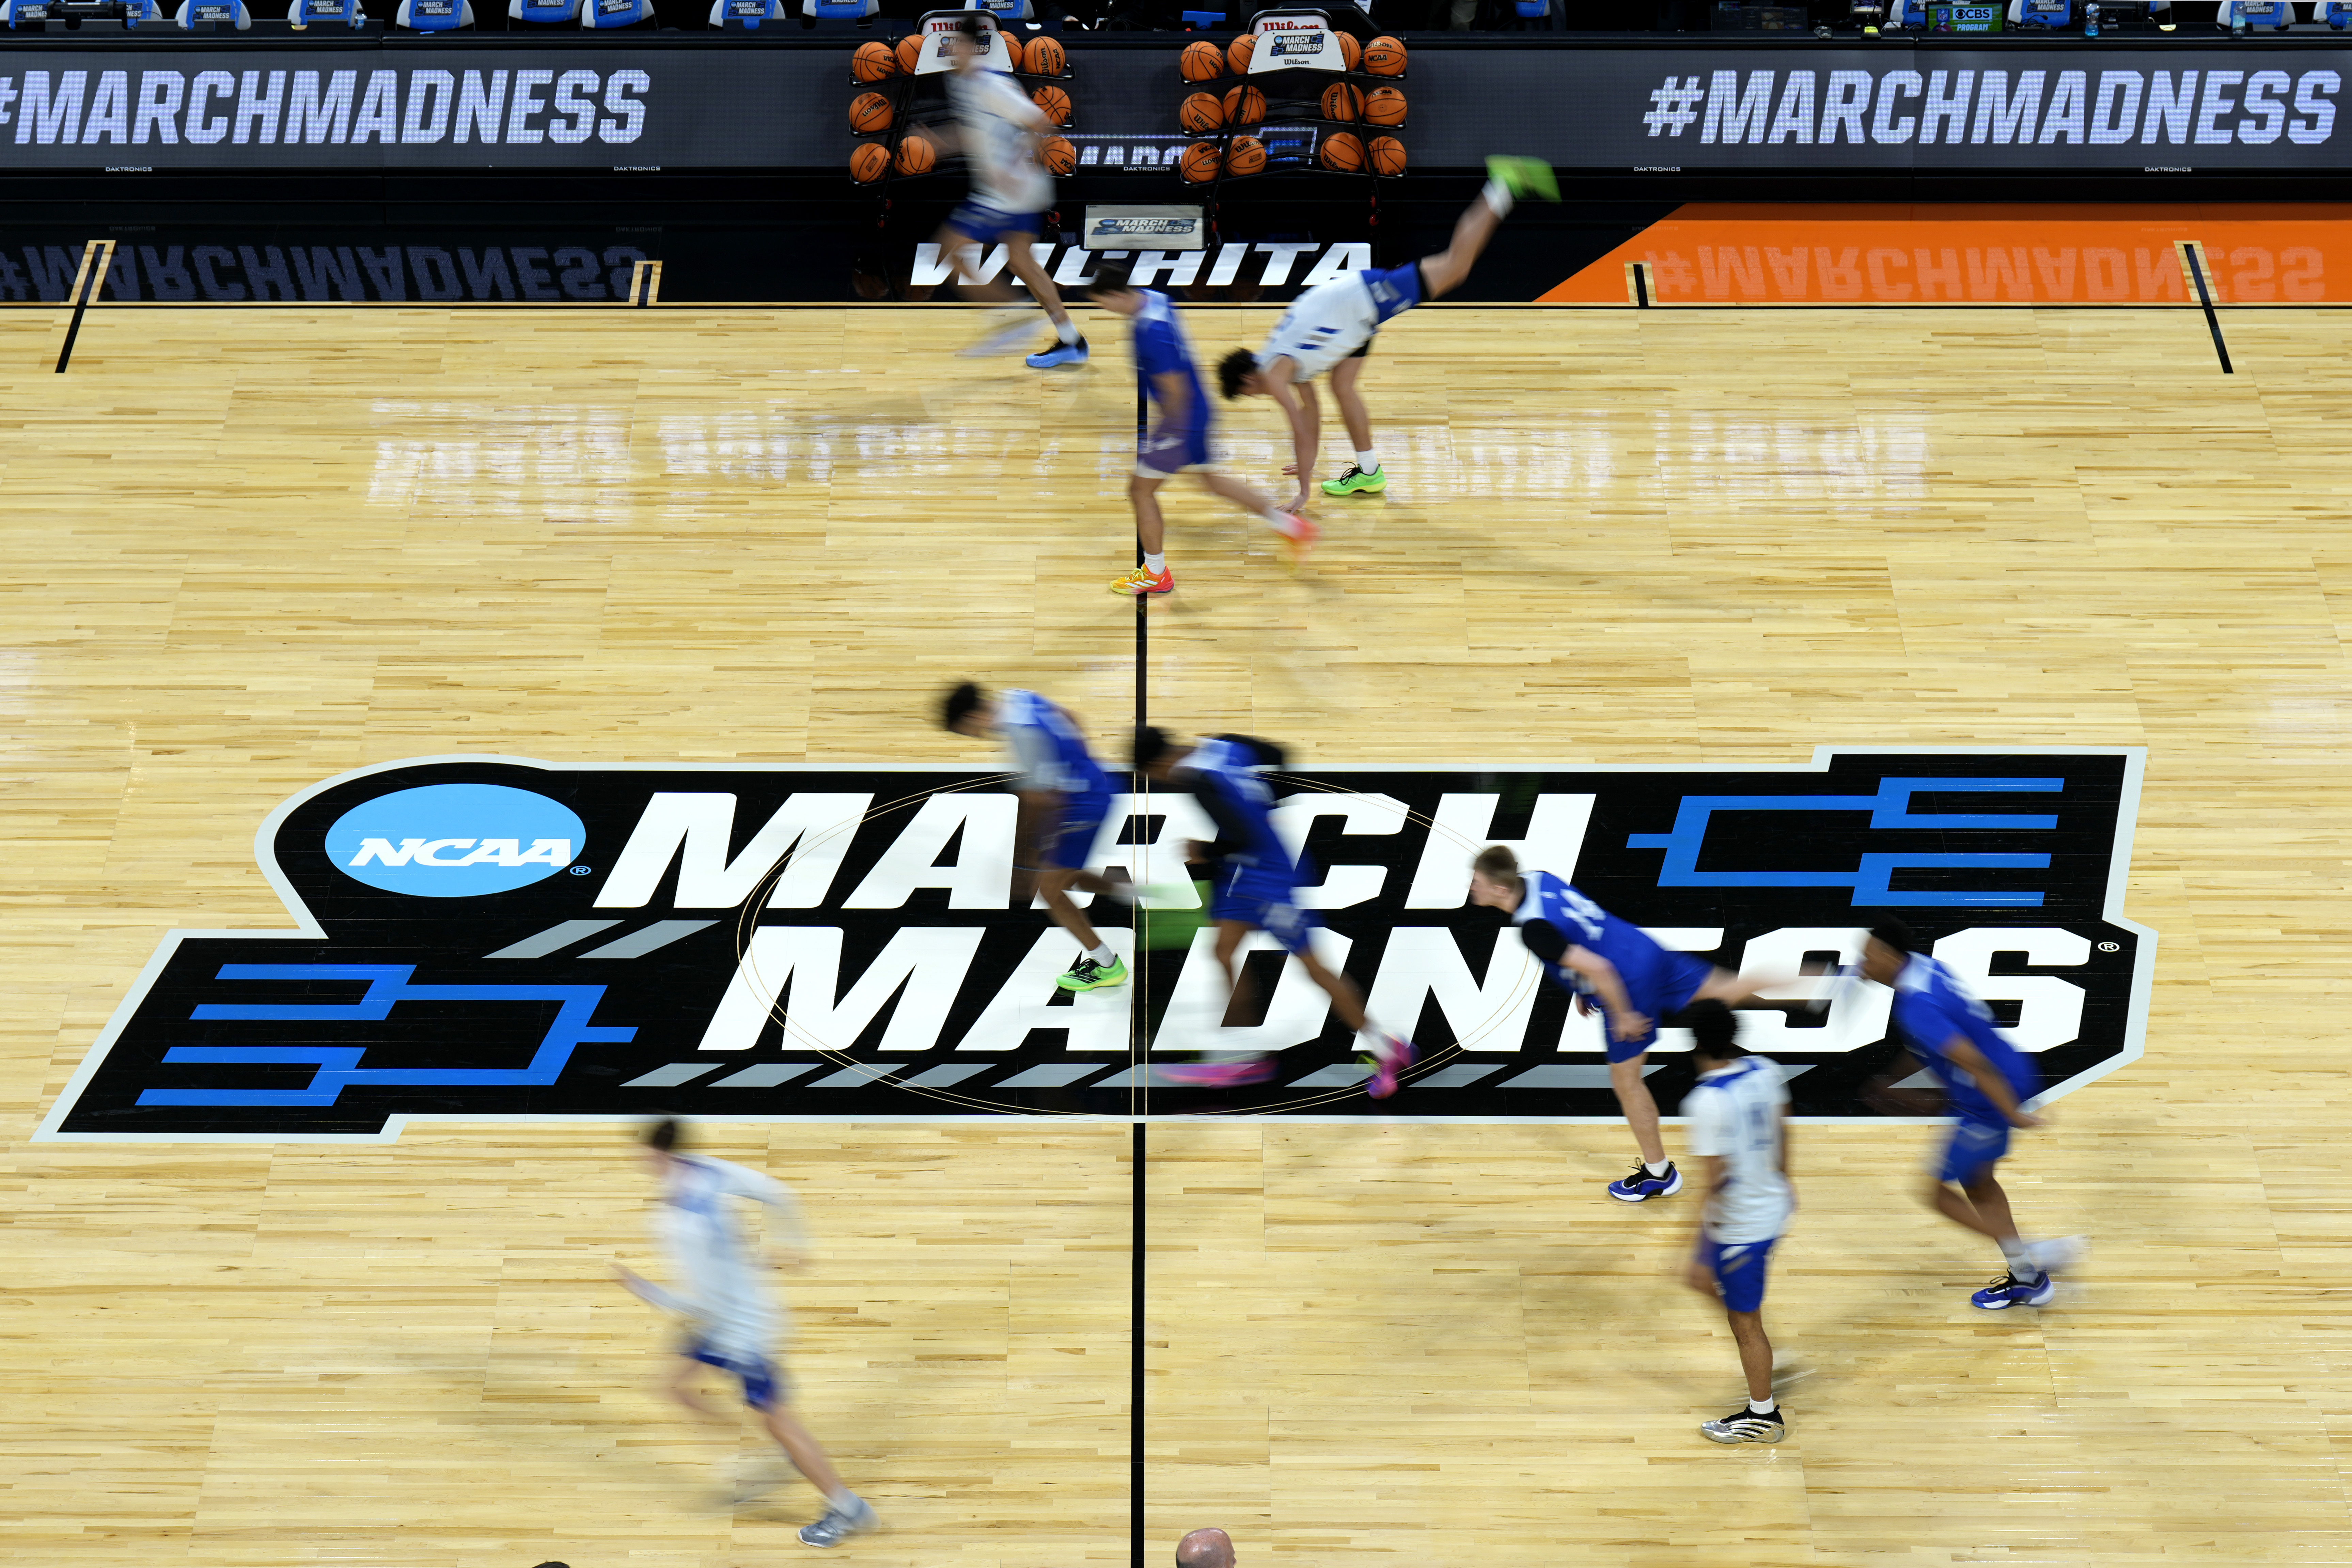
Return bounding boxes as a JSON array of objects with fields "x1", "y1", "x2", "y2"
[{"x1": 1699, "y1": 1405, "x2": 1786, "y2": 1445}]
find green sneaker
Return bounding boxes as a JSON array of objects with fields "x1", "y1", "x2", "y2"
[
  {"x1": 1055, "y1": 954, "x2": 1129, "y2": 992},
  {"x1": 1485, "y1": 154, "x2": 1559, "y2": 204},
  {"x1": 1320, "y1": 463, "x2": 1387, "y2": 497}
]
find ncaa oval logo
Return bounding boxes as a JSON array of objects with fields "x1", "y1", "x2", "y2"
[{"x1": 326, "y1": 783, "x2": 585, "y2": 898}]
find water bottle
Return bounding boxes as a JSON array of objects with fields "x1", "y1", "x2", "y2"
[{"x1": 2085, "y1": 1, "x2": 2099, "y2": 36}]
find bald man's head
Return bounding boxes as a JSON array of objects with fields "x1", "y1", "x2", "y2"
[{"x1": 1176, "y1": 1526, "x2": 1235, "y2": 1568}]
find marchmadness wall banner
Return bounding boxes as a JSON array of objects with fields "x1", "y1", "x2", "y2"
[
  {"x1": 41, "y1": 749, "x2": 2155, "y2": 1142},
  {"x1": 0, "y1": 43, "x2": 2344, "y2": 172}
]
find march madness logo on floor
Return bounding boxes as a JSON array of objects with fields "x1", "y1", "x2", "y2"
[{"x1": 43, "y1": 750, "x2": 2154, "y2": 1141}]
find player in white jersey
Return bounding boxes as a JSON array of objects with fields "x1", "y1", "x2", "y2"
[
  {"x1": 1214, "y1": 155, "x2": 1557, "y2": 509},
  {"x1": 613, "y1": 1119, "x2": 877, "y2": 1549},
  {"x1": 1678, "y1": 1003, "x2": 1796, "y2": 1446},
  {"x1": 932, "y1": 15, "x2": 1087, "y2": 369}
]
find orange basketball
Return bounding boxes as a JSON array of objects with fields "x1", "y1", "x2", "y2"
[
  {"x1": 852, "y1": 40, "x2": 897, "y2": 82},
  {"x1": 1226, "y1": 33, "x2": 1254, "y2": 76},
  {"x1": 1180, "y1": 39, "x2": 1222, "y2": 81},
  {"x1": 850, "y1": 141, "x2": 890, "y2": 183},
  {"x1": 1224, "y1": 135, "x2": 1266, "y2": 177},
  {"x1": 849, "y1": 91, "x2": 893, "y2": 134},
  {"x1": 1319, "y1": 82, "x2": 1363, "y2": 122},
  {"x1": 1042, "y1": 134, "x2": 1075, "y2": 175},
  {"x1": 1180, "y1": 140, "x2": 1221, "y2": 184},
  {"x1": 1363, "y1": 86, "x2": 1406, "y2": 126},
  {"x1": 1319, "y1": 130, "x2": 1364, "y2": 171},
  {"x1": 895, "y1": 33, "x2": 924, "y2": 75},
  {"x1": 1363, "y1": 35, "x2": 1406, "y2": 76},
  {"x1": 1369, "y1": 135, "x2": 1406, "y2": 176},
  {"x1": 1031, "y1": 84, "x2": 1071, "y2": 126},
  {"x1": 1337, "y1": 31, "x2": 1361, "y2": 69},
  {"x1": 1026, "y1": 34, "x2": 1065, "y2": 75},
  {"x1": 1179, "y1": 91, "x2": 1225, "y2": 134},
  {"x1": 896, "y1": 130, "x2": 937, "y2": 176},
  {"x1": 1222, "y1": 84, "x2": 1265, "y2": 127},
  {"x1": 1000, "y1": 33, "x2": 1025, "y2": 72}
]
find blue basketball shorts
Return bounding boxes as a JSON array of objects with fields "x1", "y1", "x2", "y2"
[
  {"x1": 684, "y1": 1339, "x2": 785, "y2": 1411},
  {"x1": 944, "y1": 202, "x2": 1045, "y2": 247},
  {"x1": 1136, "y1": 424, "x2": 1215, "y2": 477},
  {"x1": 1042, "y1": 790, "x2": 1112, "y2": 872},
  {"x1": 1595, "y1": 949, "x2": 1722, "y2": 1063},
  {"x1": 1210, "y1": 872, "x2": 1318, "y2": 956},
  {"x1": 1702, "y1": 1235, "x2": 1778, "y2": 1315},
  {"x1": 1938, "y1": 1115, "x2": 2012, "y2": 1184}
]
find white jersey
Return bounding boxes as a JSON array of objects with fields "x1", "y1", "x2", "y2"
[
  {"x1": 644, "y1": 1154, "x2": 808, "y2": 1362},
  {"x1": 1682, "y1": 1056, "x2": 1792, "y2": 1245},
  {"x1": 1258, "y1": 272, "x2": 1379, "y2": 381},
  {"x1": 947, "y1": 67, "x2": 1052, "y2": 217}
]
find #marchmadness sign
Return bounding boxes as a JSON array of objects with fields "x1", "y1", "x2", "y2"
[{"x1": 43, "y1": 749, "x2": 2155, "y2": 1142}]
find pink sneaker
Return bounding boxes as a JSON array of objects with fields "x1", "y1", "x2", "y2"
[
  {"x1": 1273, "y1": 511, "x2": 1319, "y2": 562},
  {"x1": 1159, "y1": 1057, "x2": 1277, "y2": 1087},
  {"x1": 1361, "y1": 1035, "x2": 1416, "y2": 1099}
]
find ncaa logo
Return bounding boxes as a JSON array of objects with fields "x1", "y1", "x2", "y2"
[{"x1": 325, "y1": 783, "x2": 584, "y2": 898}]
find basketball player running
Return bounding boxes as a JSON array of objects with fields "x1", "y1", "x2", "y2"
[
  {"x1": 1679, "y1": 1002, "x2": 1796, "y2": 1446},
  {"x1": 1467, "y1": 846, "x2": 1785, "y2": 1201},
  {"x1": 942, "y1": 683, "x2": 1132, "y2": 991},
  {"x1": 1859, "y1": 920, "x2": 2085, "y2": 1310},
  {"x1": 1132, "y1": 727, "x2": 1414, "y2": 1097},
  {"x1": 613, "y1": 1119, "x2": 877, "y2": 1548},
  {"x1": 1085, "y1": 261, "x2": 1313, "y2": 597},
  {"x1": 1216, "y1": 155, "x2": 1557, "y2": 508},
  {"x1": 933, "y1": 14, "x2": 1087, "y2": 368}
]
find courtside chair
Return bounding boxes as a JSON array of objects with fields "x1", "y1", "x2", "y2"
[
  {"x1": 510, "y1": 0, "x2": 582, "y2": 22},
  {"x1": 175, "y1": 0, "x2": 251, "y2": 24},
  {"x1": 710, "y1": 0, "x2": 787, "y2": 25},
  {"x1": 2325, "y1": 0, "x2": 2352, "y2": 25},
  {"x1": 580, "y1": 0, "x2": 651, "y2": 22},
  {"x1": 2218, "y1": 0, "x2": 2293, "y2": 26},
  {"x1": 2005, "y1": 0, "x2": 2072, "y2": 25},
  {"x1": 967, "y1": 0, "x2": 1035, "y2": 17},
  {"x1": 395, "y1": 0, "x2": 473, "y2": 27},
  {"x1": 803, "y1": 0, "x2": 880, "y2": 17},
  {"x1": 0, "y1": 0, "x2": 55, "y2": 24},
  {"x1": 291, "y1": 0, "x2": 366, "y2": 25}
]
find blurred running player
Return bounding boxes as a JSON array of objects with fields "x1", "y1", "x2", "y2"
[
  {"x1": 1133, "y1": 727, "x2": 1413, "y2": 1097},
  {"x1": 1086, "y1": 261, "x2": 1312, "y2": 597},
  {"x1": 1216, "y1": 155, "x2": 1557, "y2": 508},
  {"x1": 1468, "y1": 846, "x2": 1784, "y2": 1202},
  {"x1": 932, "y1": 14, "x2": 1087, "y2": 368},
  {"x1": 613, "y1": 1119, "x2": 876, "y2": 1548},
  {"x1": 1679, "y1": 1002, "x2": 1795, "y2": 1446},
  {"x1": 1860, "y1": 920, "x2": 2085, "y2": 1310},
  {"x1": 942, "y1": 683, "x2": 1131, "y2": 991}
]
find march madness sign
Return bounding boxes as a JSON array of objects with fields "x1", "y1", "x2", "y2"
[{"x1": 43, "y1": 750, "x2": 2154, "y2": 1141}]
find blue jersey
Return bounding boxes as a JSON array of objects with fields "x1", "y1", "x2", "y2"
[
  {"x1": 1512, "y1": 870, "x2": 1668, "y2": 996},
  {"x1": 1887, "y1": 954, "x2": 2039, "y2": 1126},
  {"x1": 1180, "y1": 736, "x2": 1307, "y2": 896},
  {"x1": 999, "y1": 689, "x2": 1110, "y2": 800},
  {"x1": 1132, "y1": 289, "x2": 1209, "y2": 437}
]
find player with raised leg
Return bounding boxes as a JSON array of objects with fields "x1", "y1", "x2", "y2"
[
  {"x1": 1085, "y1": 261, "x2": 1313, "y2": 597},
  {"x1": 612, "y1": 1119, "x2": 877, "y2": 1548},
  {"x1": 1859, "y1": 920, "x2": 2086, "y2": 1310},
  {"x1": 942, "y1": 683, "x2": 1131, "y2": 992},
  {"x1": 1216, "y1": 155, "x2": 1557, "y2": 508},
  {"x1": 931, "y1": 14, "x2": 1087, "y2": 368}
]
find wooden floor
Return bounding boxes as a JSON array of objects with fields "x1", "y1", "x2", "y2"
[{"x1": 7, "y1": 301, "x2": 2352, "y2": 1565}]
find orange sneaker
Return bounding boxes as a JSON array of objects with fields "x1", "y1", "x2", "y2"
[
  {"x1": 1112, "y1": 565, "x2": 1174, "y2": 596},
  {"x1": 1273, "y1": 511, "x2": 1318, "y2": 562}
]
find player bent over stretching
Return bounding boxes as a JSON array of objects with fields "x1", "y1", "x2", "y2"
[
  {"x1": 1217, "y1": 155, "x2": 1557, "y2": 508},
  {"x1": 1086, "y1": 261, "x2": 1312, "y2": 597}
]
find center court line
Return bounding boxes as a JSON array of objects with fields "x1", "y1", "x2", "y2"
[
  {"x1": 1129, "y1": 350, "x2": 1150, "y2": 1568},
  {"x1": 53, "y1": 238, "x2": 114, "y2": 374},
  {"x1": 2177, "y1": 240, "x2": 2234, "y2": 375}
]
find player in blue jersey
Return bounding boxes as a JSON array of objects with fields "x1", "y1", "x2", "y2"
[
  {"x1": 1084, "y1": 262, "x2": 1312, "y2": 597},
  {"x1": 1215, "y1": 155, "x2": 1558, "y2": 510},
  {"x1": 1860, "y1": 919, "x2": 2085, "y2": 1310},
  {"x1": 1133, "y1": 727, "x2": 1415, "y2": 1098},
  {"x1": 1468, "y1": 845, "x2": 1784, "y2": 1202},
  {"x1": 942, "y1": 683, "x2": 1132, "y2": 992}
]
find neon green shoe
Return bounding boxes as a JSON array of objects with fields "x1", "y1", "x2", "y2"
[
  {"x1": 1485, "y1": 154, "x2": 1559, "y2": 204},
  {"x1": 1055, "y1": 954, "x2": 1129, "y2": 992},
  {"x1": 1321, "y1": 463, "x2": 1387, "y2": 497}
]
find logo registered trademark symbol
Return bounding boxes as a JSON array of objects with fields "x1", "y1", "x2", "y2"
[
  {"x1": 569, "y1": 865, "x2": 593, "y2": 875},
  {"x1": 2098, "y1": 941, "x2": 2119, "y2": 952}
]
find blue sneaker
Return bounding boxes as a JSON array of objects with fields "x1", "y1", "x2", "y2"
[
  {"x1": 1606, "y1": 1159, "x2": 1682, "y2": 1203},
  {"x1": 1970, "y1": 1271, "x2": 2055, "y2": 1310},
  {"x1": 1027, "y1": 337, "x2": 1088, "y2": 369}
]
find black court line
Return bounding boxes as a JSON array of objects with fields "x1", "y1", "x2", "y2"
[
  {"x1": 53, "y1": 239, "x2": 113, "y2": 374},
  {"x1": 1631, "y1": 261, "x2": 1652, "y2": 308},
  {"x1": 1129, "y1": 358, "x2": 1149, "y2": 1568},
  {"x1": 2180, "y1": 241, "x2": 2234, "y2": 374},
  {"x1": 1130, "y1": 1120, "x2": 1146, "y2": 1568}
]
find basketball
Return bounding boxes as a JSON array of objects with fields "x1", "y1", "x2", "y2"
[
  {"x1": 1179, "y1": 140, "x2": 1221, "y2": 184},
  {"x1": 1320, "y1": 82, "x2": 1363, "y2": 123},
  {"x1": 1364, "y1": 35, "x2": 1406, "y2": 76},
  {"x1": 1222, "y1": 84, "x2": 1265, "y2": 128},
  {"x1": 1042, "y1": 134, "x2": 1075, "y2": 175},
  {"x1": 1224, "y1": 135, "x2": 1266, "y2": 177},
  {"x1": 1337, "y1": 31, "x2": 1361, "y2": 69},
  {"x1": 1369, "y1": 135, "x2": 1406, "y2": 175},
  {"x1": 1026, "y1": 34, "x2": 1065, "y2": 75},
  {"x1": 1179, "y1": 91, "x2": 1225, "y2": 134},
  {"x1": 895, "y1": 131, "x2": 936, "y2": 176},
  {"x1": 849, "y1": 141, "x2": 890, "y2": 183},
  {"x1": 1031, "y1": 84, "x2": 1072, "y2": 126},
  {"x1": 848, "y1": 92, "x2": 893, "y2": 135},
  {"x1": 999, "y1": 34, "x2": 1024, "y2": 73},
  {"x1": 1363, "y1": 86, "x2": 1406, "y2": 126},
  {"x1": 852, "y1": 40, "x2": 897, "y2": 82},
  {"x1": 1226, "y1": 33, "x2": 1253, "y2": 75},
  {"x1": 894, "y1": 33, "x2": 924, "y2": 75},
  {"x1": 1180, "y1": 39, "x2": 1222, "y2": 82},
  {"x1": 1319, "y1": 130, "x2": 1365, "y2": 171}
]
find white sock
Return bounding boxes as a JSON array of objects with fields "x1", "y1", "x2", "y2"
[
  {"x1": 1997, "y1": 1236, "x2": 2040, "y2": 1280},
  {"x1": 1088, "y1": 944, "x2": 1115, "y2": 966},
  {"x1": 1482, "y1": 177, "x2": 1514, "y2": 219},
  {"x1": 1354, "y1": 450, "x2": 1379, "y2": 472},
  {"x1": 1748, "y1": 1397, "x2": 1776, "y2": 1416},
  {"x1": 1644, "y1": 1160, "x2": 1669, "y2": 1178},
  {"x1": 1143, "y1": 552, "x2": 1166, "y2": 574},
  {"x1": 1055, "y1": 317, "x2": 1079, "y2": 345},
  {"x1": 826, "y1": 1488, "x2": 859, "y2": 1511}
]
